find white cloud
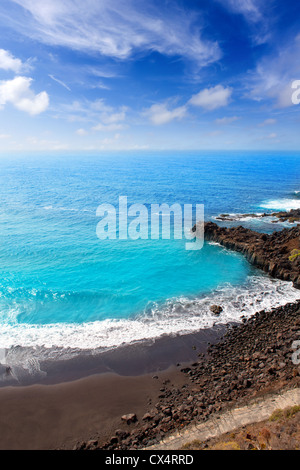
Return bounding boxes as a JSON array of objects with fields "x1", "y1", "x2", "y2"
[
  {"x1": 0, "y1": 49, "x2": 24, "y2": 73},
  {"x1": 189, "y1": 85, "x2": 232, "y2": 110},
  {"x1": 8, "y1": 0, "x2": 221, "y2": 66},
  {"x1": 143, "y1": 103, "x2": 187, "y2": 125},
  {"x1": 215, "y1": 116, "x2": 239, "y2": 125},
  {"x1": 0, "y1": 76, "x2": 49, "y2": 115}
]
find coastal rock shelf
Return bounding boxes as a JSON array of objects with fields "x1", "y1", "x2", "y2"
[
  {"x1": 215, "y1": 208, "x2": 300, "y2": 224},
  {"x1": 196, "y1": 221, "x2": 300, "y2": 288}
]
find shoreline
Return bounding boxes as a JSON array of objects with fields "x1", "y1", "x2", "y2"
[
  {"x1": 0, "y1": 219, "x2": 299, "y2": 449},
  {"x1": 0, "y1": 325, "x2": 228, "y2": 450},
  {"x1": 1, "y1": 274, "x2": 299, "y2": 388},
  {"x1": 0, "y1": 323, "x2": 228, "y2": 388}
]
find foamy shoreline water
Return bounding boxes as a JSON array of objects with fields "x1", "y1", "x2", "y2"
[{"x1": 0, "y1": 274, "x2": 299, "y2": 381}]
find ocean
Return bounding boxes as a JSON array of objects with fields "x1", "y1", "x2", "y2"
[{"x1": 1, "y1": 151, "x2": 300, "y2": 380}]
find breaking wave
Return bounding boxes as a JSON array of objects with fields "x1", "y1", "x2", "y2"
[{"x1": 0, "y1": 275, "x2": 298, "y2": 376}]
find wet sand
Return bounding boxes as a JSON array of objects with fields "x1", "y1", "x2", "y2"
[
  {"x1": 0, "y1": 325, "x2": 226, "y2": 450},
  {"x1": 0, "y1": 369, "x2": 179, "y2": 450}
]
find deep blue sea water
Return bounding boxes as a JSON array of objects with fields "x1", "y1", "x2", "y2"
[{"x1": 1, "y1": 151, "x2": 300, "y2": 374}]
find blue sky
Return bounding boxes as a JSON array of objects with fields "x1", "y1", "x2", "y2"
[{"x1": 0, "y1": 0, "x2": 300, "y2": 152}]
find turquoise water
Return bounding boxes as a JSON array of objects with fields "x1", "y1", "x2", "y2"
[{"x1": 0, "y1": 151, "x2": 300, "y2": 358}]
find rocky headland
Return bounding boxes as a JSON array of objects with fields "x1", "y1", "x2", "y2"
[{"x1": 198, "y1": 220, "x2": 300, "y2": 288}]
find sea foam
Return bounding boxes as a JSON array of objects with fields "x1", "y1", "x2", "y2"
[
  {"x1": 0, "y1": 276, "x2": 298, "y2": 363},
  {"x1": 260, "y1": 199, "x2": 300, "y2": 211}
]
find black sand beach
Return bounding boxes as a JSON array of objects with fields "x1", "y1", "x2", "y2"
[{"x1": 0, "y1": 326, "x2": 226, "y2": 450}]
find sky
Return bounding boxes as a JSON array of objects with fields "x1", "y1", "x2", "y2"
[{"x1": 0, "y1": 0, "x2": 300, "y2": 152}]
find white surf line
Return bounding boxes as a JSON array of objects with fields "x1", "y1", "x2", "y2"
[{"x1": 145, "y1": 387, "x2": 300, "y2": 450}]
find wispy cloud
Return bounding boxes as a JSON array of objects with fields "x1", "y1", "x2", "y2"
[
  {"x1": 87, "y1": 67, "x2": 119, "y2": 79},
  {"x1": 92, "y1": 122, "x2": 126, "y2": 132},
  {"x1": 55, "y1": 99, "x2": 121, "y2": 122},
  {"x1": 55, "y1": 98, "x2": 129, "y2": 132},
  {"x1": 205, "y1": 129, "x2": 223, "y2": 137},
  {"x1": 89, "y1": 81, "x2": 111, "y2": 91},
  {"x1": 247, "y1": 35, "x2": 300, "y2": 107},
  {"x1": 216, "y1": 0, "x2": 263, "y2": 23},
  {"x1": 76, "y1": 128, "x2": 88, "y2": 136},
  {"x1": 0, "y1": 76, "x2": 49, "y2": 115},
  {"x1": 26, "y1": 135, "x2": 69, "y2": 150},
  {"x1": 216, "y1": 0, "x2": 272, "y2": 44},
  {"x1": 215, "y1": 116, "x2": 239, "y2": 125},
  {"x1": 92, "y1": 104, "x2": 127, "y2": 131},
  {"x1": 49, "y1": 74, "x2": 71, "y2": 91},
  {"x1": 258, "y1": 118, "x2": 277, "y2": 127},
  {"x1": 7, "y1": 0, "x2": 221, "y2": 66}
]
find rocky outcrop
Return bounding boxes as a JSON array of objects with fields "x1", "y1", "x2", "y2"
[
  {"x1": 196, "y1": 222, "x2": 300, "y2": 288},
  {"x1": 210, "y1": 305, "x2": 223, "y2": 315},
  {"x1": 267, "y1": 208, "x2": 300, "y2": 223},
  {"x1": 215, "y1": 208, "x2": 300, "y2": 223}
]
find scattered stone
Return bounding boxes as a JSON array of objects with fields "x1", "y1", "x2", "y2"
[
  {"x1": 180, "y1": 367, "x2": 191, "y2": 373},
  {"x1": 115, "y1": 429, "x2": 129, "y2": 440},
  {"x1": 210, "y1": 305, "x2": 223, "y2": 315},
  {"x1": 121, "y1": 413, "x2": 137, "y2": 424},
  {"x1": 142, "y1": 413, "x2": 153, "y2": 421}
]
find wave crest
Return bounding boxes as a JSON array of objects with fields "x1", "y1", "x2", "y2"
[{"x1": 0, "y1": 276, "x2": 298, "y2": 355}]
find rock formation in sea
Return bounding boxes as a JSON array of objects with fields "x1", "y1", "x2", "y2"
[{"x1": 193, "y1": 221, "x2": 300, "y2": 288}]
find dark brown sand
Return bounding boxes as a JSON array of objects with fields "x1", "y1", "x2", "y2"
[
  {"x1": 0, "y1": 326, "x2": 226, "y2": 450},
  {"x1": 0, "y1": 369, "x2": 180, "y2": 450}
]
